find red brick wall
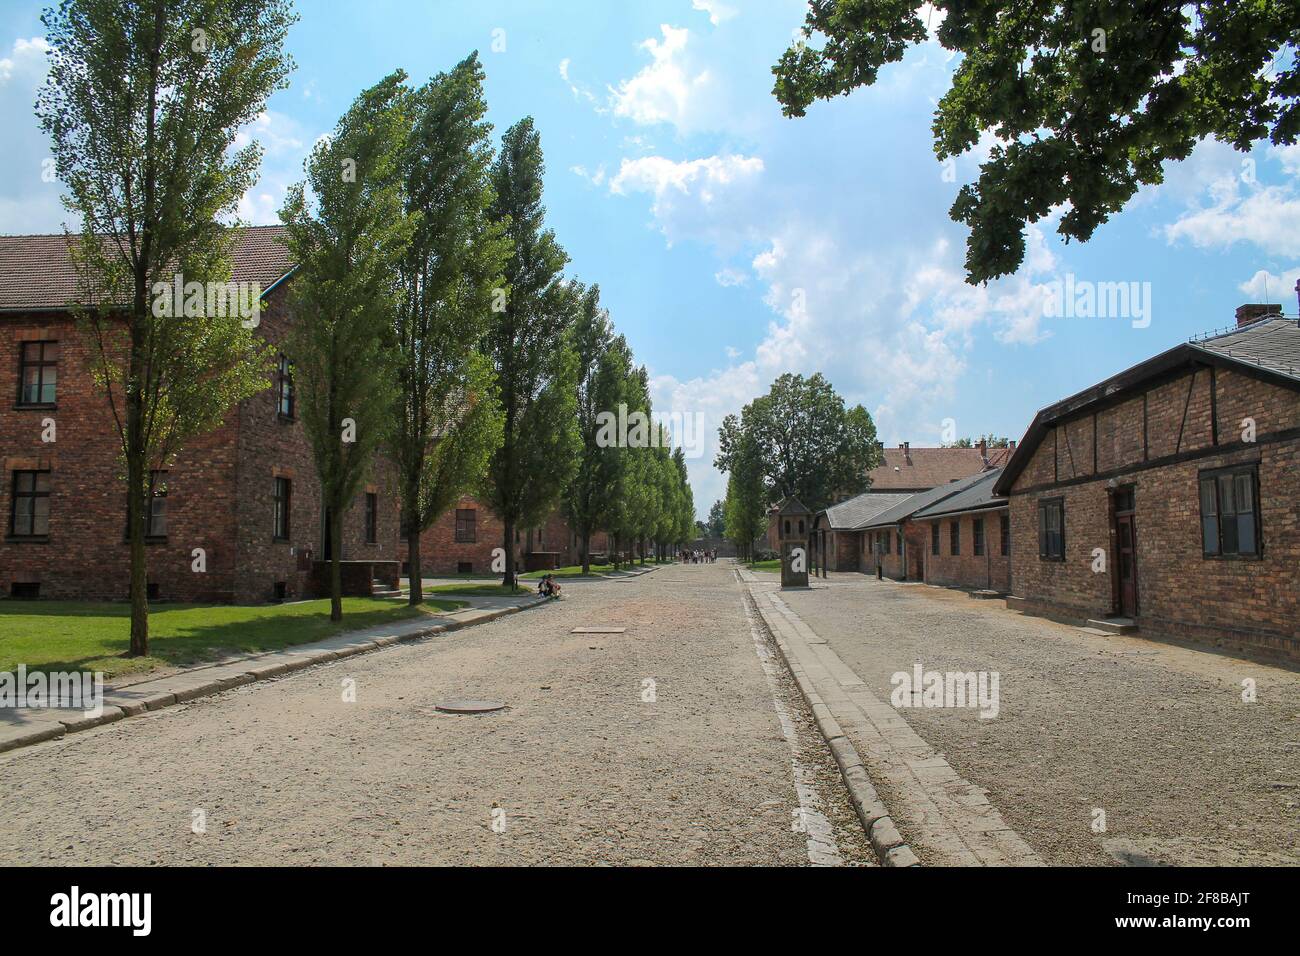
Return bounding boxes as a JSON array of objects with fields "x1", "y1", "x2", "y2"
[
  {"x1": 0, "y1": 291, "x2": 401, "y2": 604},
  {"x1": 403, "y1": 498, "x2": 587, "y2": 576},
  {"x1": 919, "y1": 511, "x2": 1010, "y2": 591},
  {"x1": 1008, "y1": 365, "x2": 1300, "y2": 659},
  {"x1": 0, "y1": 312, "x2": 243, "y2": 602}
]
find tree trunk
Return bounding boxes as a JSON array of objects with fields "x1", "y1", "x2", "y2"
[
  {"x1": 406, "y1": 475, "x2": 423, "y2": 605},
  {"x1": 126, "y1": 365, "x2": 149, "y2": 657},
  {"x1": 329, "y1": 508, "x2": 344, "y2": 622},
  {"x1": 502, "y1": 517, "x2": 516, "y2": 590},
  {"x1": 407, "y1": 517, "x2": 423, "y2": 605},
  {"x1": 581, "y1": 529, "x2": 590, "y2": 575}
]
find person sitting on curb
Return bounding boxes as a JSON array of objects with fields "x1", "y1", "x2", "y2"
[{"x1": 537, "y1": 573, "x2": 562, "y2": 599}]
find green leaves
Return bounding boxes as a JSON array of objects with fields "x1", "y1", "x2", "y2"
[
  {"x1": 716, "y1": 372, "x2": 881, "y2": 514},
  {"x1": 773, "y1": 0, "x2": 1300, "y2": 283},
  {"x1": 281, "y1": 70, "x2": 412, "y2": 535}
]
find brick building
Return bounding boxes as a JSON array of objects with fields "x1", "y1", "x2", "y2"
[
  {"x1": 994, "y1": 306, "x2": 1300, "y2": 662},
  {"x1": 402, "y1": 497, "x2": 613, "y2": 577},
  {"x1": 0, "y1": 227, "x2": 401, "y2": 603},
  {"x1": 805, "y1": 441, "x2": 1010, "y2": 571},
  {"x1": 909, "y1": 468, "x2": 1009, "y2": 592}
]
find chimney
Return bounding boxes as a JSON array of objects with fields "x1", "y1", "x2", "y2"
[
  {"x1": 1009, "y1": 439, "x2": 1017, "y2": 451},
  {"x1": 899, "y1": 441, "x2": 911, "y2": 465},
  {"x1": 1235, "y1": 303, "x2": 1281, "y2": 328},
  {"x1": 977, "y1": 438, "x2": 988, "y2": 468}
]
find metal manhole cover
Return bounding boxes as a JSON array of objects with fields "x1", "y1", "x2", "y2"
[{"x1": 433, "y1": 698, "x2": 507, "y2": 714}]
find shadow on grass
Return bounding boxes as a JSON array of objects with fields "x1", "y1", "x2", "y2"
[{"x1": 0, "y1": 597, "x2": 465, "y2": 679}]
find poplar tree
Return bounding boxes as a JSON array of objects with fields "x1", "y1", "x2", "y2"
[
  {"x1": 37, "y1": 0, "x2": 295, "y2": 654},
  {"x1": 280, "y1": 72, "x2": 412, "y2": 621},
  {"x1": 392, "y1": 53, "x2": 508, "y2": 605},
  {"x1": 484, "y1": 118, "x2": 580, "y2": 587}
]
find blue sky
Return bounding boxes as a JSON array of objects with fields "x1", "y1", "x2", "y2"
[{"x1": 2, "y1": 1, "x2": 1298, "y2": 515}]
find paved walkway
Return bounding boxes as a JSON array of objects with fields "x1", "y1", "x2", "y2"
[
  {"x1": 0, "y1": 563, "x2": 873, "y2": 866},
  {"x1": 750, "y1": 569, "x2": 1300, "y2": 866},
  {"x1": 0, "y1": 591, "x2": 546, "y2": 755}
]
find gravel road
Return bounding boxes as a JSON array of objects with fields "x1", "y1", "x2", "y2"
[
  {"x1": 0, "y1": 563, "x2": 873, "y2": 866},
  {"x1": 767, "y1": 571, "x2": 1300, "y2": 866}
]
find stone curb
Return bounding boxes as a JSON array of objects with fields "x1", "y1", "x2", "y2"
[
  {"x1": 740, "y1": 576, "x2": 921, "y2": 868},
  {"x1": 0, "y1": 597, "x2": 550, "y2": 757}
]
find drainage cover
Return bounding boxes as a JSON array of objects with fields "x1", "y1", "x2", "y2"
[{"x1": 433, "y1": 698, "x2": 506, "y2": 714}]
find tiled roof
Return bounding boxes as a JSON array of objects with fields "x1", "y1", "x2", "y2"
[
  {"x1": 866, "y1": 445, "x2": 1009, "y2": 490},
  {"x1": 857, "y1": 468, "x2": 1000, "y2": 530},
  {"x1": 1190, "y1": 315, "x2": 1300, "y2": 382},
  {"x1": 0, "y1": 225, "x2": 293, "y2": 312},
  {"x1": 912, "y1": 468, "x2": 1006, "y2": 519},
  {"x1": 820, "y1": 492, "x2": 914, "y2": 530},
  {"x1": 995, "y1": 315, "x2": 1300, "y2": 496}
]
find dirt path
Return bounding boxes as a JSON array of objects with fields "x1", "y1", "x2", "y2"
[
  {"x1": 0, "y1": 563, "x2": 873, "y2": 866},
  {"x1": 764, "y1": 571, "x2": 1300, "y2": 866}
]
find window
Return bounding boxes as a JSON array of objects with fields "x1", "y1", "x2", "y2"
[
  {"x1": 881, "y1": 531, "x2": 890, "y2": 555},
  {"x1": 398, "y1": 511, "x2": 408, "y2": 542},
  {"x1": 10, "y1": 470, "x2": 50, "y2": 537},
  {"x1": 1038, "y1": 498, "x2": 1064, "y2": 560},
  {"x1": 276, "y1": 354, "x2": 294, "y2": 418},
  {"x1": 896, "y1": 530, "x2": 902, "y2": 554},
  {"x1": 1000, "y1": 515, "x2": 1010, "y2": 556},
  {"x1": 364, "y1": 493, "x2": 378, "y2": 544},
  {"x1": 950, "y1": 521, "x2": 960, "y2": 556},
  {"x1": 457, "y1": 562, "x2": 474, "y2": 574},
  {"x1": 273, "y1": 477, "x2": 291, "y2": 540},
  {"x1": 147, "y1": 471, "x2": 167, "y2": 537},
  {"x1": 455, "y1": 508, "x2": 476, "y2": 543},
  {"x1": 1199, "y1": 465, "x2": 1259, "y2": 557},
  {"x1": 18, "y1": 341, "x2": 58, "y2": 406},
  {"x1": 973, "y1": 517, "x2": 985, "y2": 557},
  {"x1": 931, "y1": 523, "x2": 940, "y2": 556}
]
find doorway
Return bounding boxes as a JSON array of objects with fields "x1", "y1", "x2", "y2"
[{"x1": 1113, "y1": 487, "x2": 1138, "y2": 617}]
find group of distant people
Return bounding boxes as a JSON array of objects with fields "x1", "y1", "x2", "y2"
[
  {"x1": 681, "y1": 548, "x2": 716, "y2": 564},
  {"x1": 536, "y1": 573, "x2": 562, "y2": 599}
]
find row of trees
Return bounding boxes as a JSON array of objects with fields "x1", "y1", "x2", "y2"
[
  {"x1": 285, "y1": 58, "x2": 695, "y2": 611},
  {"x1": 40, "y1": 0, "x2": 693, "y2": 654},
  {"x1": 714, "y1": 373, "x2": 881, "y2": 561}
]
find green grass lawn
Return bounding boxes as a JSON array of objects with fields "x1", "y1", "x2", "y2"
[
  {"x1": 748, "y1": 559, "x2": 782, "y2": 572},
  {"x1": 422, "y1": 583, "x2": 529, "y2": 597},
  {"x1": 0, "y1": 596, "x2": 466, "y2": 680},
  {"x1": 521, "y1": 563, "x2": 619, "y2": 579}
]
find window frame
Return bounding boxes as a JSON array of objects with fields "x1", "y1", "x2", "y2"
[
  {"x1": 999, "y1": 514, "x2": 1010, "y2": 556},
  {"x1": 973, "y1": 516, "x2": 985, "y2": 557},
  {"x1": 1198, "y1": 464, "x2": 1260, "y2": 559},
  {"x1": 9, "y1": 469, "x2": 51, "y2": 538},
  {"x1": 949, "y1": 520, "x2": 960, "y2": 556},
  {"x1": 276, "y1": 353, "x2": 295, "y2": 420},
  {"x1": 1038, "y1": 497, "x2": 1065, "y2": 561},
  {"x1": 17, "y1": 340, "x2": 59, "y2": 407},
  {"x1": 147, "y1": 470, "x2": 168, "y2": 538},
  {"x1": 931, "y1": 522, "x2": 940, "y2": 556},
  {"x1": 455, "y1": 508, "x2": 477, "y2": 544},
  {"x1": 273, "y1": 477, "x2": 291, "y2": 541}
]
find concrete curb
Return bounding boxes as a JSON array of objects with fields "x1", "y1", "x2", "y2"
[
  {"x1": 739, "y1": 576, "x2": 921, "y2": 868},
  {"x1": 0, "y1": 596, "x2": 550, "y2": 757}
]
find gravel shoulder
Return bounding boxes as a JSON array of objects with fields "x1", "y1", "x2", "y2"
[
  {"x1": 763, "y1": 570, "x2": 1300, "y2": 866},
  {"x1": 0, "y1": 563, "x2": 872, "y2": 866}
]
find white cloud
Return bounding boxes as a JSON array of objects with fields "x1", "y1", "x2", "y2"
[
  {"x1": 692, "y1": 0, "x2": 738, "y2": 26},
  {"x1": 714, "y1": 266, "x2": 748, "y2": 287},
  {"x1": 1238, "y1": 267, "x2": 1300, "y2": 306},
  {"x1": 1164, "y1": 184, "x2": 1300, "y2": 257},
  {"x1": 560, "y1": 57, "x2": 599, "y2": 106},
  {"x1": 233, "y1": 110, "x2": 307, "y2": 158},
  {"x1": 608, "y1": 153, "x2": 764, "y2": 248},
  {"x1": 570, "y1": 163, "x2": 607, "y2": 187},
  {"x1": 609, "y1": 25, "x2": 719, "y2": 133},
  {"x1": 0, "y1": 36, "x2": 49, "y2": 86}
]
